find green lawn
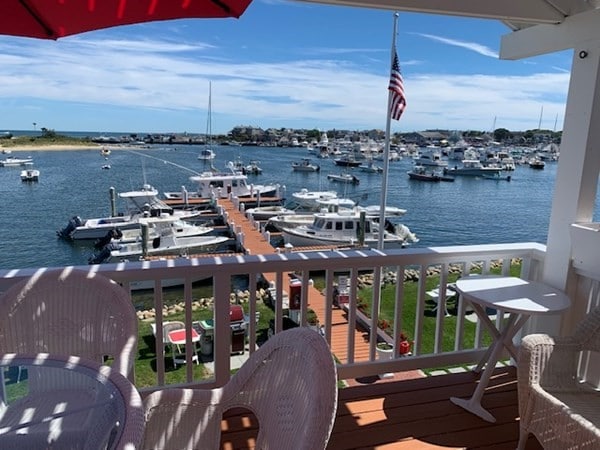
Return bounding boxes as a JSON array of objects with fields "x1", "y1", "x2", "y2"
[{"x1": 133, "y1": 303, "x2": 275, "y2": 388}]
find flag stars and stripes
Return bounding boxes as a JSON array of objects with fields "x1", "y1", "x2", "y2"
[{"x1": 389, "y1": 50, "x2": 406, "y2": 120}]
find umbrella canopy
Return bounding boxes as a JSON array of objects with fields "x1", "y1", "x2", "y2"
[{"x1": 0, "y1": 0, "x2": 253, "y2": 40}]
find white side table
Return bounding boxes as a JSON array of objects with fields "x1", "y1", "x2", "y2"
[{"x1": 450, "y1": 275, "x2": 571, "y2": 422}]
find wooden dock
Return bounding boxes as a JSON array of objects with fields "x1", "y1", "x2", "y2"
[{"x1": 217, "y1": 198, "x2": 423, "y2": 379}]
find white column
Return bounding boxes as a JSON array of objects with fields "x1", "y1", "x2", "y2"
[{"x1": 537, "y1": 43, "x2": 600, "y2": 334}]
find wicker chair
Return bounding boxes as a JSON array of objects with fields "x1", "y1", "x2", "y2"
[
  {"x1": 0, "y1": 269, "x2": 139, "y2": 448},
  {"x1": 0, "y1": 268, "x2": 138, "y2": 377},
  {"x1": 517, "y1": 307, "x2": 600, "y2": 449},
  {"x1": 142, "y1": 327, "x2": 338, "y2": 449}
]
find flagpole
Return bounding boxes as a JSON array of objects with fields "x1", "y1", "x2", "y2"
[{"x1": 377, "y1": 12, "x2": 399, "y2": 251}]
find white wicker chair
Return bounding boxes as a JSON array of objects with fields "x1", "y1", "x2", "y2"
[
  {"x1": 0, "y1": 268, "x2": 138, "y2": 377},
  {"x1": 142, "y1": 327, "x2": 338, "y2": 450},
  {"x1": 0, "y1": 269, "x2": 139, "y2": 449},
  {"x1": 517, "y1": 307, "x2": 600, "y2": 449}
]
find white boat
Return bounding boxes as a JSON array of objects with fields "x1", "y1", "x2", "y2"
[
  {"x1": 414, "y1": 147, "x2": 447, "y2": 167},
  {"x1": 291, "y1": 188, "x2": 338, "y2": 209},
  {"x1": 267, "y1": 213, "x2": 319, "y2": 231},
  {"x1": 529, "y1": 158, "x2": 546, "y2": 169},
  {"x1": 327, "y1": 172, "x2": 360, "y2": 184},
  {"x1": 198, "y1": 148, "x2": 216, "y2": 160},
  {"x1": 268, "y1": 204, "x2": 407, "y2": 232},
  {"x1": 443, "y1": 160, "x2": 503, "y2": 177},
  {"x1": 165, "y1": 165, "x2": 279, "y2": 200},
  {"x1": 57, "y1": 184, "x2": 201, "y2": 240},
  {"x1": 315, "y1": 197, "x2": 356, "y2": 210},
  {"x1": 280, "y1": 210, "x2": 418, "y2": 249},
  {"x1": 20, "y1": 168, "x2": 39, "y2": 182},
  {"x1": 1, "y1": 156, "x2": 33, "y2": 167},
  {"x1": 358, "y1": 160, "x2": 383, "y2": 173},
  {"x1": 291, "y1": 158, "x2": 320, "y2": 172},
  {"x1": 88, "y1": 231, "x2": 230, "y2": 264},
  {"x1": 100, "y1": 147, "x2": 111, "y2": 157},
  {"x1": 245, "y1": 160, "x2": 263, "y2": 175},
  {"x1": 244, "y1": 205, "x2": 297, "y2": 221}
]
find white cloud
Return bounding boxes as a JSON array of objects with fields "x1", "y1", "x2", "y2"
[
  {"x1": 0, "y1": 36, "x2": 568, "y2": 132},
  {"x1": 415, "y1": 33, "x2": 499, "y2": 58}
]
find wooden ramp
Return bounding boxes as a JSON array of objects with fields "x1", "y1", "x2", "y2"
[{"x1": 217, "y1": 198, "x2": 422, "y2": 378}]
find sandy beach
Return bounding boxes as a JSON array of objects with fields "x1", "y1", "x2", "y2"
[{"x1": 1, "y1": 144, "x2": 102, "y2": 152}]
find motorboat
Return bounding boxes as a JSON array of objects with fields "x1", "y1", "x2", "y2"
[
  {"x1": 100, "y1": 147, "x2": 111, "y2": 157},
  {"x1": 358, "y1": 160, "x2": 383, "y2": 173},
  {"x1": 280, "y1": 210, "x2": 418, "y2": 249},
  {"x1": 443, "y1": 160, "x2": 503, "y2": 177},
  {"x1": 92, "y1": 217, "x2": 215, "y2": 247},
  {"x1": 291, "y1": 158, "x2": 320, "y2": 172},
  {"x1": 57, "y1": 184, "x2": 201, "y2": 240},
  {"x1": 327, "y1": 172, "x2": 360, "y2": 184},
  {"x1": 164, "y1": 164, "x2": 279, "y2": 200},
  {"x1": 20, "y1": 168, "x2": 39, "y2": 182},
  {"x1": 414, "y1": 147, "x2": 448, "y2": 167},
  {"x1": 333, "y1": 155, "x2": 361, "y2": 167},
  {"x1": 1, "y1": 155, "x2": 33, "y2": 167},
  {"x1": 198, "y1": 148, "x2": 216, "y2": 161},
  {"x1": 268, "y1": 204, "x2": 408, "y2": 232},
  {"x1": 244, "y1": 205, "x2": 297, "y2": 221},
  {"x1": 245, "y1": 160, "x2": 263, "y2": 175},
  {"x1": 290, "y1": 188, "x2": 338, "y2": 210},
  {"x1": 88, "y1": 230, "x2": 230, "y2": 264},
  {"x1": 407, "y1": 165, "x2": 440, "y2": 182},
  {"x1": 529, "y1": 158, "x2": 546, "y2": 169},
  {"x1": 315, "y1": 197, "x2": 356, "y2": 210}
]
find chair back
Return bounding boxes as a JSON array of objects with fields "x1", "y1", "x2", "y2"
[
  {"x1": 143, "y1": 327, "x2": 338, "y2": 449},
  {"x1": 0, "y1": 269, "x2": 137, "y2": 377}
]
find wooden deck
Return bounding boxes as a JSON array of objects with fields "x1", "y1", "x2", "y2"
[{"x1": 219, "y1": 366, "x2": 543, "y2": 449}]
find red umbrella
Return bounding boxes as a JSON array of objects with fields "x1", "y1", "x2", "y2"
[{"x1": 0, "y1": 0, "x2": 253, "y2": 40}]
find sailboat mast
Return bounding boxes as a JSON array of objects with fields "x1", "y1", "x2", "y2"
[{"x1": 538, "y1": 105, "x2": 544, "y2": 130}]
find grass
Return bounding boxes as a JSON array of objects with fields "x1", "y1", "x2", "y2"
[
  {"x1": 1, "y1": 134, "x2": 96, "y2": 148},
  {"x1": 355, "y1": 263, "x2": 522, "y2": 361},
  {"x1": 133, "y1": 302, "x2": 275, "y2": 388}
]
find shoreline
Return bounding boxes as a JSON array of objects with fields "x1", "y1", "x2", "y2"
[{"x1": 2, "y1": 144, "x2": 102, "y2": 152}]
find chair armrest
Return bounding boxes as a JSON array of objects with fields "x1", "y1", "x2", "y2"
[{"x1": 519, "y1": 333, "x2": 581, "y2": 391}]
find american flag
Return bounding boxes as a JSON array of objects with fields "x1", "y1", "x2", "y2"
[{"x1": 388, "y1": 50, "x2": 406, "y2": 120}]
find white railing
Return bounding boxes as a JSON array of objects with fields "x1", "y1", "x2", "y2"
[{"x1": 0, "y1": 242, "x2": 547, "y2": 393}]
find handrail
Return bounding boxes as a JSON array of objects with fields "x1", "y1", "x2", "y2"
[{"x1": 0, "y1": 242, "x2": 548, "y2": 391}]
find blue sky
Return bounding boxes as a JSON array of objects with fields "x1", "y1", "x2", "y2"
[{"x1": 0, "y1": 1, "x2": 572, "y2": 135}]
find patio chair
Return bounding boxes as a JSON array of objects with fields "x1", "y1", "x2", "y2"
[
  {"x1": 517, "y1": 307, "x2": 600, "y2": 450},
  {"x1": 0, "y1": 269, "x2": 139, "y2": 448},
  {"x1": 0, "y1": 268, "x2": 138, "y2": 377},
  {"x1": 142, "y1": 327, "x2": 338, "y2": 449}
]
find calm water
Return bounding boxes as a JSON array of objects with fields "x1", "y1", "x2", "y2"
[{"x1": 1, "y1": 145, "x2": 598, "y2": 270}]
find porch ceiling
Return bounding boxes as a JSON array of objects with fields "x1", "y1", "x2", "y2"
[
  {"x1": 296, "y1": 0, "x2": 600, "y2": 57},
  {"x1": 296, "y1": 0, "x2": 592, "y2": 27}
]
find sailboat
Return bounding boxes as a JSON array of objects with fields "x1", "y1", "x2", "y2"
[{"x1": 198, "y1": 82, "x2": 216, "y2": 162}]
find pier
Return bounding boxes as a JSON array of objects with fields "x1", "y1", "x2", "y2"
[{"x1": 217, "y1": 197, "x2": 423, "y2": 380}]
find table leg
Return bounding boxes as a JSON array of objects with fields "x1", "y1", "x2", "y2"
[{"x1": 451, "y1": 312, "x2": 527, "y2": 422}]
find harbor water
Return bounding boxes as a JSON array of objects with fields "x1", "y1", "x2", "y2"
[{"x1": 2, "y1": 144, "x2": 599, "y2": 270}]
